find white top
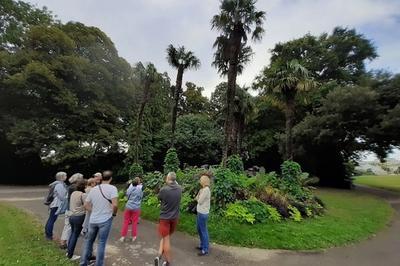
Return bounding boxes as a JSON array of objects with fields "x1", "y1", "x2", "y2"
[
  {"x1": 85, "y1": 184, "x2": 118, "y2": 224},
  {"x1": 196, "y1": 186, "x2": 211, "y2": 214}
]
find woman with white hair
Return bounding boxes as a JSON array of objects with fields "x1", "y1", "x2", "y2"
[
  {"x1": 195, "y1": 175, "x2": 211, "y2": 256},
  {"x1": 45, "y1": 171, "x2": 67, "y2": 240},
  {"x1": 59, "y1": 173, "x2": 84, "y2": 249}
]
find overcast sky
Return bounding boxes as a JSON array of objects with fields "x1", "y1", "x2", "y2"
[{"x1": 25, "y1": 0, "x2": 400, "y2": 97}]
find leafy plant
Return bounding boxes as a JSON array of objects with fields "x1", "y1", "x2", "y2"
[
  {"x1": 257, "y1": 186, "x2": 290, "y2": 217},
  {"x1": 288, "y1": 205, "x2": 302, "y2": 222},
  {"x1": 143, "y1": 171, "x2": 164, "y2": 192},
  {"x1": 225, "y1": 202, "x2": 255, "y2": 224},
  {"x1": 163, "y1": 148, "x2": 180, "y2": 174},
  {"x1": 241, "y1": 198, "x2": 269, "y2": 223},
  {"x1": 265, "y1": 205, "x2": 282, "y2": 222},
  {"x1": 145, "y1": 195, "x2": 160, "y2": 207},
  {"x1": 226, "y1": 154, "x2": 244, "y2": 174},
  {"x1": 281, "y1": 160, "x2": 302, "y2": 181},
  {"x1": 180, "y1": 192, "x2": 192, "y2": 212},
  {"x1": 129, "y1": 163, "x2": 144, "y2": 178}
]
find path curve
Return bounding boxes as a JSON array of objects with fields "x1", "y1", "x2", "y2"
[{"x1": 0, "y1": 185, "x2": 398, "y2": 266}]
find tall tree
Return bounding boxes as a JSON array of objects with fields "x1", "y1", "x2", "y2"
[
  {"x1": 131, "y1": 62, "x2": 167, "y2": 164},
  {"x1": 166, "y1": 44, "x2": 200, "y2": 146},
  {"x1": 179, "y1": 82, "x2": 210, "y2": 115},
  {"x1": 211, "y1": 0, "x2": 265, "y2": 163},
  {"x1": 255, "y1": 60, "x2": 317, "y2": 160}
]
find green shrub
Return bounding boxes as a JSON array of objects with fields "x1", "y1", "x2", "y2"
[
  {"x1": 145, "y1": 195, "x2": 160, "y2": 207},
  {"x1": 241, "y1": 199, "x2": 269, "y2": 223},
  {"x1": 180, "y1": 192, "x2": 192, "y2": 212},
  {"x1": 129, "y1": 163, "x2": 144, "y2": 178},
  {"x1": 163, "y1": 148, "x2": 180, "y2": 174},
  {"x1": 226, "y1": 154, "x2": 244, "y2": 174},
  {"x1": 281, "y1": 160, "x2": 302, "y2": 181},
  {"x1": 265, "y1": 205, "x2": 282, "y2": 222},
  {"x1": 257, "y1": 186, "x2": 290, "y2": 217},
  {"x1": 143, "y1": 171, "x2": 164, "y2": 192},
  {"x1": 212, "y1": 167, "x2": 249, "y2": 209},
  {"x1": 225, "y1": 202, "x2": 255, "y2": 224},
  {"x1": 288, "y1": 205, "x2": 302, "y2": 222}
]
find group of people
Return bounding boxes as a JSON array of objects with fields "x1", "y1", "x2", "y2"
[{"x1": 44, "y1": 170, "x2": 211, "y2": 266}]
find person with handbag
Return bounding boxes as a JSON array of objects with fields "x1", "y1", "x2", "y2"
[
  {"x1": 80, "y1": 170, "x2": 118, "y2": 266},
  {"x1": 67, "y1": 179, "x2": 87, "y2": 261},
  {"x1": 195, "y1": 175, "x2": 211, "y2": 256},
  {"x1": 119, "y1": 177, "x2": 143, "y2": 242}
]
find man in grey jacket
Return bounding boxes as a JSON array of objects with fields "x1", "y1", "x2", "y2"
[{"x1": 154, "y1": 172, "x2": 182, "y2": 266}]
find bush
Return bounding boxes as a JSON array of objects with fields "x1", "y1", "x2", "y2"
[
  {"x1": 143, "y1": 171, "x2": 164, "y2": 192},
  {"x1": 226, "y1": 154, "x2": 244, "y2": 174},
  {"x1": 145, "y1": 195, "x2": 159, "y2": 207},
  {"x1": 180, "y1": 192, "x2": 192, "y2": 212},
  {"x1": 163, "y1": 148, "x2": 180, "y2": 174},
  {"x1": 281, "y1": 160, "x2": 302, "y2": 181},
  {"x1": 129, "y1": 163, "x2": 144, "y2": 178},
  {"x1": 225, "y1": 202, "x2": 255, "y2": 224},
  {"x1": 288, "y1": 205, "x2": 302, "y2": 222},
  {"x1": 241, "y1": 199, "x2": 269, "y2": 223},
  {"x1": 212, "y1": 167, "x2": 249, "y2": 209},
  {"x1": 265, "y1": 205, "x2": 282, "y2": 222},
  {"x1": 257, "y1": 186, "x2": 290, "y2": 217}
]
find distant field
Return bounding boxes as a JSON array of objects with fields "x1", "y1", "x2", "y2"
[{"x1": 355, "y1": 175, "x2": 400, "y2": 192}]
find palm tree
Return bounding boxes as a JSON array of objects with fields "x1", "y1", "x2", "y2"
[
  {"x1": 211, "y1": 0, "x2": 265, "y2": 164},
  {"x1": 255, "y1": 60, "x2": 318, "y2": 160},
  {"x1": 166, "y1": 44, "x2": 200, "y2": 146}
]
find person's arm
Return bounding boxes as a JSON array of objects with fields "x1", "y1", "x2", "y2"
[
  {"x1": 84, "y1": 191, "x2": 92, "y2": 211},
  {"x1": 126, "y1": 185, "x2": 134, "y2": 197},
  {"x1": 111, "y1": 186, "x2": 119, "y2": 216},
  {"x1": 54, "y1": 183, "x2": 66, "y2": 201},
  {"x1": 197, "y1": 188, "x2": 210, "y2": 205},
  {"x1": 158, "y1": 187, "x2": 164, "y2": 201}
]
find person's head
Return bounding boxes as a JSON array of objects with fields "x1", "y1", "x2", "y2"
[
  {"x1": 76, "y1": 179, "x2": 87, "y2": 192},
  {"x1": 166, "y1": 172, "x2": 176, "y2": 184},
  {"x1": 69, "y1": 173, "x2": 84, "y2": 184},
  {"x1": 55, "y1": 171, "x2": 67, "y2": 182},
  {"x1": 132, "y1": 177, "x2": 141, "y2": 186},
  {"x1": 199, "y1": 175, "x2": 210, "y2": 188},
  {"x1": 93, "y1": 172, "x2": 102, "y2": 184},
  {"x1": 102, "y1": 170, "x2": 113, "y2": 183},
  {"x1": 86, "y1": 178, "x2": 97, "y2": 188}
]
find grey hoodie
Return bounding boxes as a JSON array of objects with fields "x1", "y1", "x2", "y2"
[{"x1": 158, "y1": 182, "x2": 182, "y2": 220}]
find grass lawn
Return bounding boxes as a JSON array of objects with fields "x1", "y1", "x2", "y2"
[
  {"x1": 355, "y1": 175, "x2": 400, "y2": 192},
  {"x1": 0, "y1": 203, "x2": 73, "y2": 265},
  {"x1": 141, "y1": 189, "x2": 393, "y2": 250}
]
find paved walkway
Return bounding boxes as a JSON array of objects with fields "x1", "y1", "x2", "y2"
[{"x1": 0, "y1": 185, "x2": 399, "y2": 266}]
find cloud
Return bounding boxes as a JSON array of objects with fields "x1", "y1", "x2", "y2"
[{"x1": 27, "y1": 0, "x2": 400, "y2": 96}]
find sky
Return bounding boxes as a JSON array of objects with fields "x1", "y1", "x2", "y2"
[{"x1": 25, "y1": 0, "x2": 400, "y2": 98}]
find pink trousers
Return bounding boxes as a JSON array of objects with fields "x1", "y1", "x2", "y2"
[{"x1": 121, "y1": 209, "x2": 141, "y2": 237}]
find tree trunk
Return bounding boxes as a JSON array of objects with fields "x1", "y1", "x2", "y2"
[
  {"x1": 284, "y1": 97, "x2": 295, "y2": 161},
  {"x1": 171, "y1": 66, "x2": 184, "y2": 147},
  {"x1": 134, "y1": 80, "x2": 150, "y2": 163},
  {"x1": 222, "y1": 31, "x2": 241, "y2": 165}
]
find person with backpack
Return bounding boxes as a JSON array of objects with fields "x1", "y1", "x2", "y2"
[
  {"x1": 67, "y1": 179, "x2": 87, "y2": 261},
  {"x1": 80, "y1": 171, "x2": 118, "y2": 266},
  {"x1": 60, "y1": 173, "x2": 84, "y2": 249},
  {"x1": 45, "y1": 172, "x2": 67, "y2": 240},
  {"x1": 154, "y1": 172, "x2": 182, "y2": 266},
  {"x1": 119, "y1": 177, "x2": 143, "y2": 242}
]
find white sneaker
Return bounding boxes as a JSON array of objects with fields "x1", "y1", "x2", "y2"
[
  {"x1": 131, "y1": 236, "x2": 137, "y2": 242},
  {"x1": 70, "y1": 255, "x2": 81, "y2": 261},
  {"x1": 119, "y1": 236, "x2": 125, "y2": 242}
]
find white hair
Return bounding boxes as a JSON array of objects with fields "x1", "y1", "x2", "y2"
[
  {"x1": 69, "y1": 173, "x2": 84, "y2": 184},
  {"x1": 55, "y1": 172, "x2": 67, "y2": 181},
  {"x1": 167, "y1": 172, "x2": 176, "y2": 182}
]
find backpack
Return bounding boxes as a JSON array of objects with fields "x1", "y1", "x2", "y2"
[{"x1": 44, "y1": 183, "x2": 57, "y2": 205}]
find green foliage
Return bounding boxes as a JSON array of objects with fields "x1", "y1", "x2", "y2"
[
  {"x1": 226, "y1": 154, "x2": 244, "y2": 174},
  {"x1": 257, "y1": 186, "x2": 290, "y2": 217},
  {"x1": 180, "y1": 192, "x2": 192, "y2": 212},
  {"x1": 288, "y1": 205, "x2": 302, "y2": 222},
  {"x1": 241, "y1": 198, "x2": 269, "y2": 223},
  {"x1": 265, "y1": 204, "x2": 282, "y2": 222},
  {"x1": 212, "y1": 167, "x2": 248, "y2": 209},
  {"x1": 224, "y1": 202, "x2": 255, "y2": 224},
  {"x1": 144, "y1": 195, "x2": 159, "y2": 207},
  {"x1": 281, "y1": 160, "x2": 302, "y2": 181},
  {"x1": 163, "y1": 148, "x2": 180, "y2": 174},
  {"x1": 142, "y1": 171, "x2": 164, "y2": 192},
  {"x1": 129, "y1": 163, "x2": 144, "y2": 178}
]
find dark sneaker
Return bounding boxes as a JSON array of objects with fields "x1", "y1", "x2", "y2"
[{"x1": 195, "y1": 246, "x2": 202, "y2": 250}]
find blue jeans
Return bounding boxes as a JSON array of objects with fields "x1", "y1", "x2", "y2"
[
  {"x1": 196, "y1": 212, "x2": 209, "y2": 253},
  {"x1": 80, "y1": 217, "x2": 113, "y2": 266},
  {"x1": 45, "y1": 207, "x2": 58, "y2": 240},
  {"x1": 67, "y1": 214, "x2": 85, "y2": 258}
]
